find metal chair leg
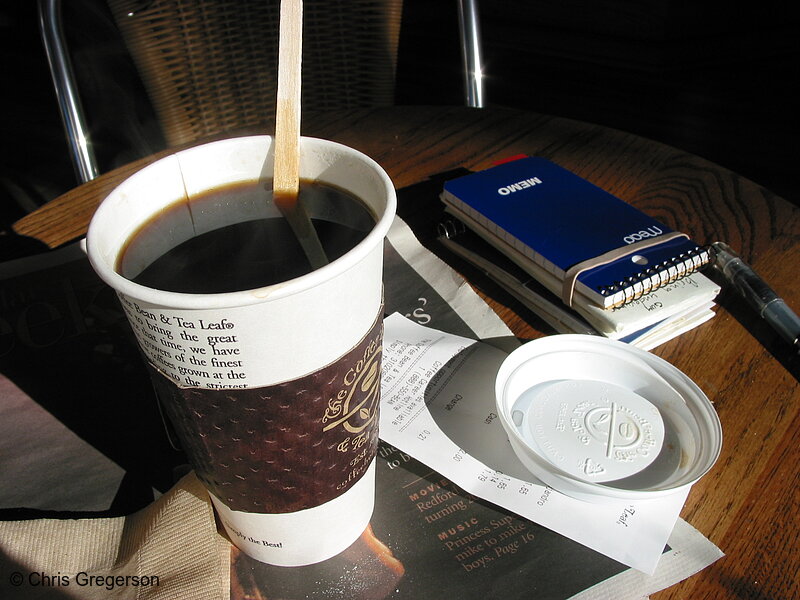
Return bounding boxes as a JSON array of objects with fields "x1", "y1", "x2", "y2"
[
  {"x1": 38, "y1": 0, "x2": 99, "y2": 184},
  {"x1": 457, "y1": 0, "x2": 485, "y2": 108}
]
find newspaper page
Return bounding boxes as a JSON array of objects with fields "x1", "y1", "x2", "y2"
[{"x1": 232, "y1": 216, "x2": 722, "y2": 599}]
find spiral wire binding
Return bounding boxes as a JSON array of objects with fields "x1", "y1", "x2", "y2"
[
  {"x1": 599, "y1": 245, "x2": 712, "y2": 305},
  {"x1": 437, "y1": 218, "x2": 466, "y2": 240}
]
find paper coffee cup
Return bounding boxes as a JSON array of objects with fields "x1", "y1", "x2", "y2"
[{"x1": 86, "y1": 135, "x2": 396, "y2": 566}]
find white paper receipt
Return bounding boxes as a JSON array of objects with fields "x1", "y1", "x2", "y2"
[{"x1": 379, "y1": 313, "x2": 688, "y2": 574}]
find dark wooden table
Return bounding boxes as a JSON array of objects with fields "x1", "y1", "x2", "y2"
[{"x1": 14, "y1": 106, "x2": 800, "y2": 599}]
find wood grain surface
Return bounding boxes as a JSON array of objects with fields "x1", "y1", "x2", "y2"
[{"x1": 14, "y1": 106, "x2": 800, "y2": 599}]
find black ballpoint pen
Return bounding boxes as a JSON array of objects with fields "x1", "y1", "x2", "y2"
[{"x1": 711, "y1": 241, "x2": 800, "y2": 353}]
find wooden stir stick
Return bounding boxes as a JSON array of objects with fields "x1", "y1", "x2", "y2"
[{"x1": 273, "y1": 0, "x2": 328, "y2": 269}]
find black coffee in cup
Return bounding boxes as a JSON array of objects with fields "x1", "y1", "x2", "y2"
[{"x1": 117, "y1": 179, "x2": 375, "y2": 293}]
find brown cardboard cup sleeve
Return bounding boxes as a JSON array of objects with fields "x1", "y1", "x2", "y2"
[{"x1": 146, "y1": 309, "x2": 384, "y2": 566}]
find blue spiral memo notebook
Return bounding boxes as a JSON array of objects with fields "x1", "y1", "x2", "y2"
[{"x1": 440, "y1": 157, "x2": 711, "y2": 308}]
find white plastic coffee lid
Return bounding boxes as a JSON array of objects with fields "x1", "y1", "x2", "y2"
[
  {"x1": 495, "y1": 335, "x2": 722, "y2": 503},
  {"x1": 513, "y1": 379, "x2": 666, "y2": 483}
]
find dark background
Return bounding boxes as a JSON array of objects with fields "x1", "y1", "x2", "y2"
[{"x1": 2, "y1": 1, "x2": 798, "y2": 235}]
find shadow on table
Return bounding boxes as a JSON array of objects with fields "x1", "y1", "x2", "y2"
[
  {"x1": 0, "y1": 243, "x2": 186, "y2": 516},
  {"x1": 706, "y1": 273, "x2": 800, "y2": 382}
]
